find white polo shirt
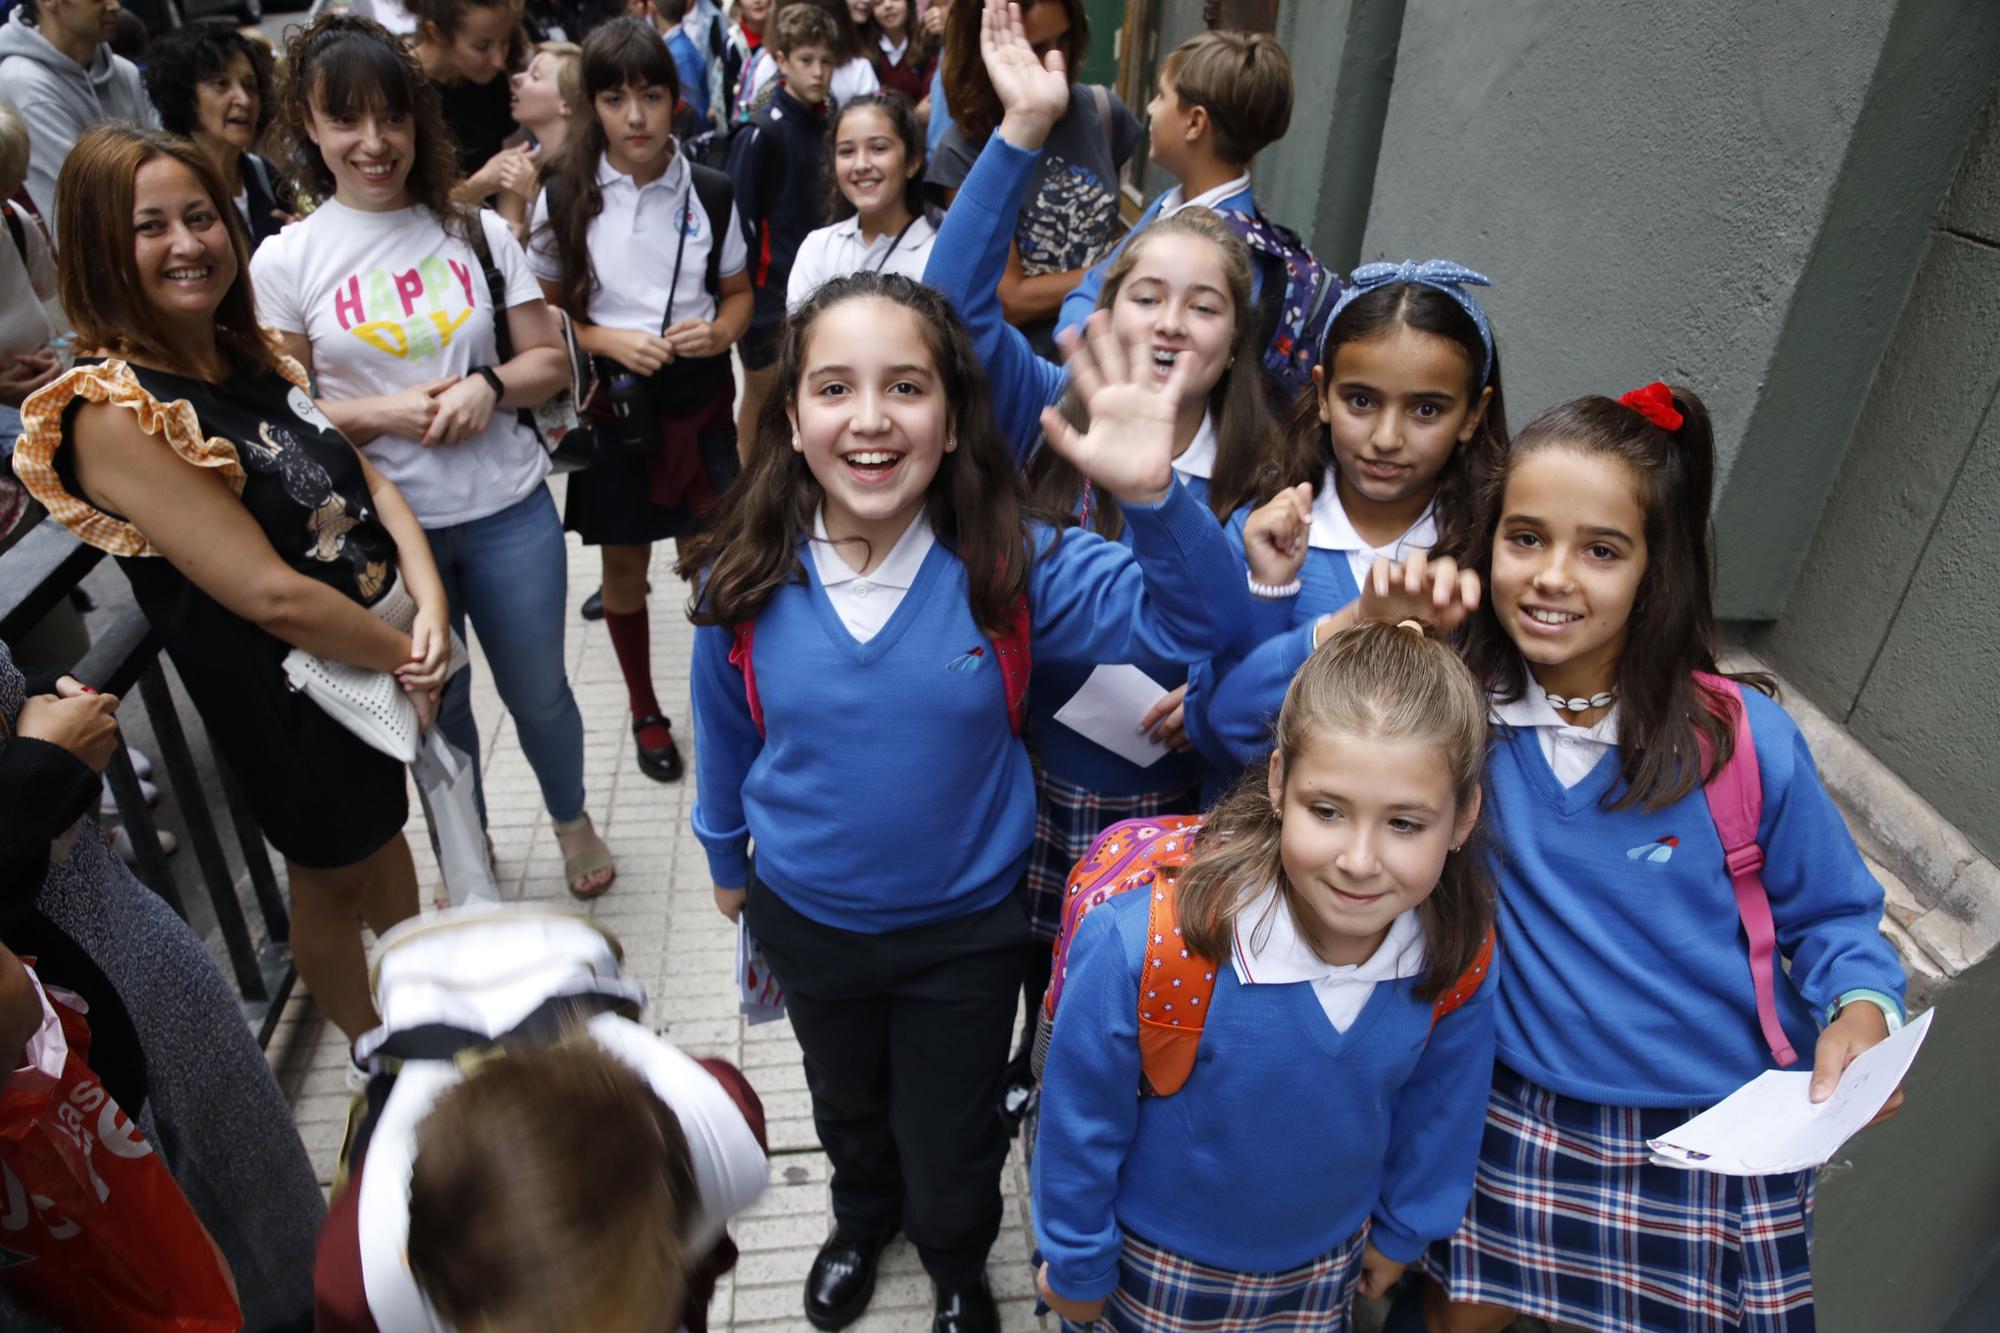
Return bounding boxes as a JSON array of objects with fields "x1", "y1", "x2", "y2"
[
  {"x1": 1308, "y1": 465, "x2": 1438, "y2": 586},
  {"x1": 1172, "y1": 413, "x2": 1217, "y2": 485},
  {"x1": 1153, "y1": 172, "x2": 1252, "y2": 217},
  {"x1": 1490, "y1": 674, "x2": 1622, "y2": 788},
  {"x1": 808, "y1": 507, "x2": 935, "y2": 642},
  {"x1": 1231, "y1": 885, "x2": 1426, "y2": 1031},
  {"x1": 527, "y1": 150, "x2": 748, "y2": 332},
  {"x1": 786, "y1": 211, "x2": 939, "y2": 313}
]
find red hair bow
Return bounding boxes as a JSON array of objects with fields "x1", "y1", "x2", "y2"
[{"x1": 1619, "y1": 381, "x2": 1684, "y2": 432}]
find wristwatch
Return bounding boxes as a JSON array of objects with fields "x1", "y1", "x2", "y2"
[{"x1": 469, "y1": 364, "x2": 504, "y2": 398}]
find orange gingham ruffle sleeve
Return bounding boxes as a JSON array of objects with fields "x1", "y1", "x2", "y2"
[{"x1": 11, "y1": 354, "x2": 314, "y2": 558}]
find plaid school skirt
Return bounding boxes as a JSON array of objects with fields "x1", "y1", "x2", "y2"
[
  {"x1": 1061, "y1": 1226, "x2": 1369, "y2": 1332},
  {"x1": 1025, "y1": 769, "x2": 1202, "y2": 941},
  {"x1": 1420, "y1": 1063, "x2": 1817, "y2": 1333}
]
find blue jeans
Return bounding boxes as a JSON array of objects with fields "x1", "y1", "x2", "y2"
[{"x1": 428, "y1": 486, "x2": 587, "y2": 823}]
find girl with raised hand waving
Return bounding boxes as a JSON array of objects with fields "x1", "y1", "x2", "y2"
[
  {"x1": 1186, "y1": 259, "x2": 1510, "y2": 780},
  {"x1": 679, "y1": 270, "x2": 1252, "y2": 1331},
  {"x1": 1035, "y1": 621, "x2": 1497, "y2": 1333},
  {"x1": 925, "y1": 0, "x2": 1289, "y2": 1122},
  {"x1": 531, "y1": 17, "x2": 754, "y2": 788},
  {"x1": 254, "y1": 14, "x2": 616, "y2": 899},
  {"x1": 1394, "y1": 384, "x2": 1906, "y2": 1333}
]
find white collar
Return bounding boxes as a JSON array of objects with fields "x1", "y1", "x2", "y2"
[
  {"x1": 1231, "y1": 884, "x2": 1426, "y2": 987},
  {"x1": 1172, "y1": 413, "x2": 1217, "y2": 481},
  {"x1": 831, "y1": 210, "x2": 932, "y2": 245},
  {"x1": 1307, "y1": 466, "x2": 1437, "y2": 555},
  {"x1": 810, "y1": 508, "x2": 935, "y2": 588},
  {"x1": 1490, "y1": 662, "x2": 1623, "y2": 742},
  {"x1": 879, "y1": 32, "x2": 908, "y2": 61},
  {"x1": 597, "y1": 147, "x2": 688, "y2": 194},
  {"x1": 1158, "y1": 172, "x2": 1253, "y2": 217}
]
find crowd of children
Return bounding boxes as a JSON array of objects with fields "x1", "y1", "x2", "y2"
[{"x1": 0, "y1": 0, "x2": 1914, "y2": 1330}]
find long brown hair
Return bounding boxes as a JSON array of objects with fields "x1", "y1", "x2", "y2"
[
  {"x1": 1031, "y1": 206, "x2": 1278, "y2": 538},
  {"x1": 678, "y1": 270, "x2": 1036, "y2": 638},
  {"x1": 1270, "y1": 281, "x2": 1511, "y2": 561},
  {"x1": 538, "y1": 17, "x2": 679, "y2": 320},
  {"x1": 407, "y1": 1035, "x2": 700, "y2": 1329},
  {"x1": 1176, "y1": 621, "x2": 1495, "y2": 1000},
  {"x1": 53, "y1": 124, "x2": 281, "y2": 379},
  {"x1": 274, "y1": 13, "x2": 475, "y2": 242},
  {"x1": 941, "y1": 0, "x2": 1088, "y2": 145},
  {"x1": 1456, "y1": 387, "x2": 1775, "y2": 811}
]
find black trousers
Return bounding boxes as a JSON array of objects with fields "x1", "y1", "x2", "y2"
[{"x1": 746, "y1": 870, "x2": 1028, "y2": 1287}]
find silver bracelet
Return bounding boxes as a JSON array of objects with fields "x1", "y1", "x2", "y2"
[{"x1": 1248, "y1": 571, "x2": 1302, "y2": 600}]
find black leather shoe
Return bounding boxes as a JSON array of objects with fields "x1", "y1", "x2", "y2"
[
  {"x1": 804, "y1": 1224, "x2": 897, "y2": 1330},
  {"x1": 933, "y1": 1275, "x2": 998, "y2": 1333},
  {"x1": 580, "y1": 581, "x2": 649, "y2": 621},
  {"x1": 632, "y1": 714, "x2": 684, "y2": 782}
]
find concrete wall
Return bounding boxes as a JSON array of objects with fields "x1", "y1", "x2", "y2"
[
  {"x1": 1351, "y1": 0, "x2": 2000, "y2": 616},
  {"x1": 1757, "y1": 87, "x2": 2000, "y2": 864}
]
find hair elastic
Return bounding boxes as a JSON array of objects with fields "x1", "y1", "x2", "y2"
[
  {"x1": 1326, "y1": 259, "x2": 1496, "y2": 385},
  {"x1": 1618, "y1": 381, "x2": 1684, "y2": 432},
  {"x1": 1395, "y1": 618, "x2": 1426, "y2": 636}
]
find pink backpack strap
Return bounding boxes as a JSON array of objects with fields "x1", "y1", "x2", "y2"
[
  {"x1": 1692, "y1": 671, "x2": 1797, "y2": 1068},
  {"x1": 995, "y1": 591, "x2": 1032, "y2": 737},
  {"x1": 729, "y1": 622, "x2": 765, "y2": 738}
]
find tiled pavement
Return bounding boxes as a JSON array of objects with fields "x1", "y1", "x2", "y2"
[{"x1": 266, "y1": 495, "x2": 1050, "y2": 1331}]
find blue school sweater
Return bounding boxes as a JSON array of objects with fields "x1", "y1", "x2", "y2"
[
  {"x1": 1486, "y1": 687, "x2": 1906, "y2": 1108},
  {"x1": 1054, "y1": 178, "x2": 1261, "y2": 340},
  {"x1": 1033, "y1": 890, "x2": 1497, "y2": 1298},
  {"x1": 1182, "y1": 505, "x2": 1362, "y2": 776},
  {"x1": 690, "y1": 485, "x2": 1253, "y2": 933}
]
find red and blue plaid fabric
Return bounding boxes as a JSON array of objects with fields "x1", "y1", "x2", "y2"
[
  {"x1": 1420, "y1": 1064, "x2": 1817, "y2": 1333},
  {"x1": 1060, "y1": 1225, "x2": 1368, "y2": 1332},
  {"x1": 1025, "y1": 769, "x2": 1201, "y2": 942}
]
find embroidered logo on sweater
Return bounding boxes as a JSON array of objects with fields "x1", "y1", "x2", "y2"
[
  {"x1": 945, "y1": 647, "x2": 988, "y2": 673},
  {"x1": 1626, "y1": 836, "x2": 1679, "y2": 864}
]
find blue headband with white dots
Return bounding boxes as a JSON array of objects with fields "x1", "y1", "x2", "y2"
[{"x1": 1327, "y1": 259, "x2": 1496, "y2": 385}]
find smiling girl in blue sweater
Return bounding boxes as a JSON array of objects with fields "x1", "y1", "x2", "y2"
[
  {"x1": 1034, "y1": 621, "x2": 1497, "y2": 1332},
  {"x1": 678, "y1": 268, "x2": 1251, "y2": 1329},
  {"x1": 1399, "y1": 384, "x2": 1907, "y2": 1333}
]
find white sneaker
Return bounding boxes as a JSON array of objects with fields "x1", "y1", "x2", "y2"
[
  {"x1": 126, "y1": 747, "x2": 154, "y2": 780},
  {"x1": 100, "y1": 775, "x2": 159, "y2": 816},
  {"x1": 110, "y1": 825, "x2": 177, "y2": 866}
]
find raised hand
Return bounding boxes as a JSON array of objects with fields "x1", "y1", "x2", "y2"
[
  {"x1": 1354, "y1": 552, "x2": 1481, "y2": 634},
  {"x1": 1243, "y1": 481, "x2": 1313, "y2": 587},
  {"x1": 1038, "y1": 311, "x2": 1185, "y2": 507},
  {"x1": 982, "y1": 0, "x2": 1069, "y2": 147}
]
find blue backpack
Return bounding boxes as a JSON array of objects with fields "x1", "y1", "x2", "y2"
[{"x1": 1222, "y1": 208, "x2": 1342, "y2": 411}]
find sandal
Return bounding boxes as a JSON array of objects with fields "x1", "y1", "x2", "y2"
[{"x1": 555, "y1": 814, "x2": 616, "y2": 899}]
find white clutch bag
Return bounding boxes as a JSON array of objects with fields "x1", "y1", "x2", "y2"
[{"x1": 282, "y1": 575, "x2": 466, "y2": 765}]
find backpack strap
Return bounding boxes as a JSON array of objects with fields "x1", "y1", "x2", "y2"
[
  {"x1": 995, "y1": 591, "x2": 1031, "y2": 737},
  {"x1": 3, "y1": 201, "x2": 25, "y2": 266},
  {"x1": 1429, "y1": 924, "x2": 1495, "y2": 1028},
  {"x1": 688, "y1": 162, "x2": 735, "y2": 297},
  {"x1": 730, "y1": 620, "x2": 765, "y2": 738},
  {"x1": 1692, "y1": 671, "x2": 1797, "y2": 1067},
  {"x1": 1137, "y1": 863, "x2": 1215, "y2": 1096},
  {"x1": 464, "y1": 214, "x2": 512, "y2": 358}
]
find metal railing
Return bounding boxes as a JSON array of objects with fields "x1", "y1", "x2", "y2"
[{"x1": 1, "y1": 516, "x2": 295, "y2": 1045}]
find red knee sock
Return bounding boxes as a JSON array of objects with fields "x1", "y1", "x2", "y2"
[{"x1": 603, "y1": 606, "x2": 673, "y2": 749}]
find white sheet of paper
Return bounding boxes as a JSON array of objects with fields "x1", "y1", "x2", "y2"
[
  {"x1": 736, "y1": 915, "x2": 786, "y2": 1026},
  {"x1": 1051, "y1": 664, "x2": 1174, "y2": 768},
  {"x1": 1646, "y1": 1006, "x2": 1933, "y2": 1175}
]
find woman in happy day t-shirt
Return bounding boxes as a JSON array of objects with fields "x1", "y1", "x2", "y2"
[{"x1": 253, "y1": 14, "x2": 619, "y2": 899}]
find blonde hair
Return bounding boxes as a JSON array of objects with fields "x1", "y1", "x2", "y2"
[
  {"x1": 533, "y1": 40, "x2": 583, "y2": 115},
  {"x1": 1161, "y1": 29, "x2": 1293, "y2": 167},
  {"x1": 1176, "y1": 621, "x2": 1494, "y2": 998},
  {"x1": 407, "y1": 1036, "x2": 700, "y2": 1330},
  {"x1": 0, "y1": 100, "x2": 30, "y2": 195}
]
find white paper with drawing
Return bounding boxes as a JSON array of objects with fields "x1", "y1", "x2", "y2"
[
  {"x1": 1647, "y1": 1007, "x2": 1933, "y2": 1176},
  {"x1": 1053, "y1": 664, "x2": 1173, "y2": 768}
]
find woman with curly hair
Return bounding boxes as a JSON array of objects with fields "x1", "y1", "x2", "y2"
[{"x1": 141, "y1": 18, "x2": 295, "y2": 248}]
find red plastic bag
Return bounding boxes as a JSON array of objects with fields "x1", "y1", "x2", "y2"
[{"x1": 0, "y1": 975, "x2": 242, "y2": 1331}]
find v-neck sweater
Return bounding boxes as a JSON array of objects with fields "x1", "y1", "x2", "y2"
[
  {"x1": 691, "y1": 484, "x2": 1252, "y2": 932},
  {"x1": 1032, "y1": 888, "x2": 1496, "y2": 1295},
  {"x1": 1484, "y1": 687, "x2": 1905, "y2": 1108}
]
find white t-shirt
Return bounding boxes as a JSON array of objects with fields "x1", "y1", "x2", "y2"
[
  {"x1": 739, "y1": 50, "x2": 879, "y2": 115},
  {"x1": 0, "y1": 201, "x2": 60, "y2": 357},
  {"x1": 785, "y1": 211, "x2": 938, "y2": 313},
  {"x1": 252, "y1": 201, "x2": 550, "y2": 528},
  {"x1": 527, "y1": 150, "x2": 748, "y2": 331}
]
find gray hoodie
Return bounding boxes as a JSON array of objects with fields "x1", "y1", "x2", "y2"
[{"x1": 0, "y1": 11, "x2": 155, "y2": 228}]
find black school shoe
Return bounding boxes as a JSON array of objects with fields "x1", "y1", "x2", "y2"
[
  {"x1": 805, "y1": 1223, "x2": 899, "y2": 1330},
  {"x1": 579, "y1": 581, "x2": 649, "y2": 621},
  {"x1": 632, "y1": 714, "x2": 684, "y2": 782},
  {"x1": 933, "y1": 1274, "x2": 999, "y2": 1333}
]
